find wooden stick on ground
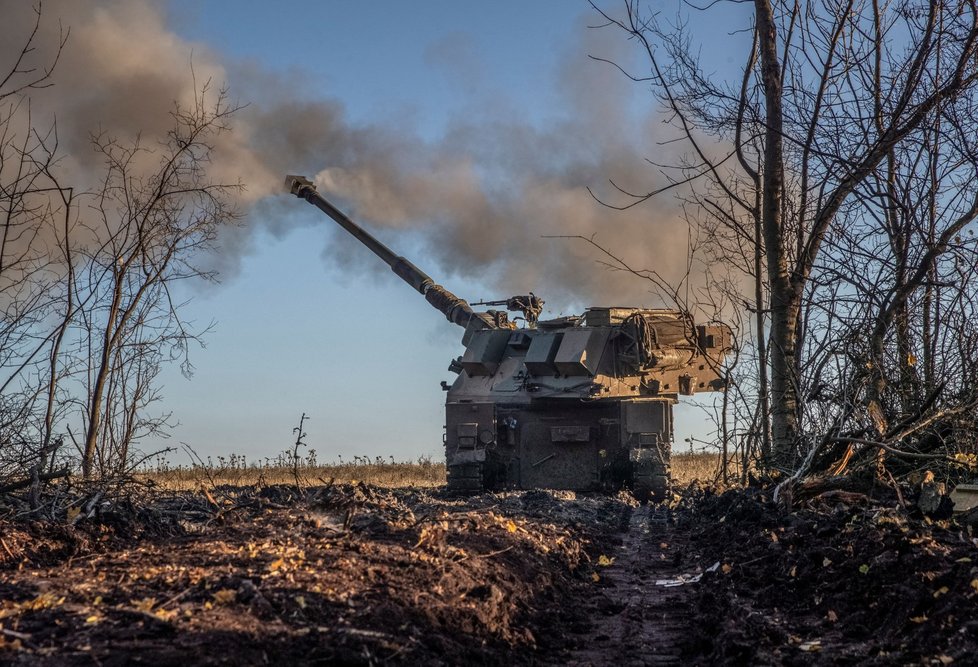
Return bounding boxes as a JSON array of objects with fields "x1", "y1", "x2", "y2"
[{"x1": 0, "y1": 468, "x2": 71, "y2": 494}]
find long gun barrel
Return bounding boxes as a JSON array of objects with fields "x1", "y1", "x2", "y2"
[{"x1": 285, "y1": 175, "x2": 495, "y2": 330}]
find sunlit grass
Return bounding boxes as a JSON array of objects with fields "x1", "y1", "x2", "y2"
[
  {"x1": 143, "y1": 453, "x2": 446, "y2": 490},
  {"x1": 671, "y1": 452, "x2": 724, "y2": 485},
  {"x1": 142, "y1": 450, "x2": 728, "y2": 491}
]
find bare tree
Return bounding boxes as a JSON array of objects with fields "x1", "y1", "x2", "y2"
[
  {"x1": 72, "y1": 86, "x2": 241, "y2": 478},
  {"x1": 0, "y1": 5, "x2": 247, "y2": 491},
  {"x1": 593, "y1": 0, "x2": 978, "y2": 471},
  {"x1": 0, "y1": 5, "x2": 72, "y2": 481}
]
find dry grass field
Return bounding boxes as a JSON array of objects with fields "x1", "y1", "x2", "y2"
[
  {"x1": 142, "y1": 451, "x2": 724, "y2": 490},
  {"x1": 671, "y1": 452, "x2": 725, "y2": 485},
  {"x1": 144, "y1": 454, "x2": 447, "y2": 490}
]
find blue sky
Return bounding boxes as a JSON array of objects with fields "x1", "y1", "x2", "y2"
[
  {"x1": 138, "y1": 1, "x2": 752, "y2": 465},
  {"x1": 167, "y1": 2, "x2": 592, "y2": 139}
]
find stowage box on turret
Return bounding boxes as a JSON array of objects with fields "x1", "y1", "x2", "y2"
[{"x1": 286, "y1": 175, "x2": 730, "y2": 499}]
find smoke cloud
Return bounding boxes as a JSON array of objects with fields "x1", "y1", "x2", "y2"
[{"x1": 3, "y1": 1, "x2": 706, "y2": 312}]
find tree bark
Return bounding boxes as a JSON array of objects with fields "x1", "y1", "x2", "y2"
[{"x1": 755, "y1": 0, "x2": 799, "y2": 465}]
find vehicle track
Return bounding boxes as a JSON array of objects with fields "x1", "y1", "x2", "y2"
[{"x1": 562, "y1": 505, "x2": 698, "y2": 666}]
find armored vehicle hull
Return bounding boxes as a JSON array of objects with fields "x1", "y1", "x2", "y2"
[
  {"x1": 446, "y1": 398, "x2": 673, "y2": 498},
  {"x1": 444, "y1": 309, "x2": 728, "y2": 499}
]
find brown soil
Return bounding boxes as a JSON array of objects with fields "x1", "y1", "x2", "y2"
[
  {"x1": 0, "y1": 484, "x2": 629, "y2": 665},
  {"x1": 1, "y1": 482, "x2": 976, "y2": 665},
  {"x1": 560, "y1": 505, "x2": 700, "y2": 666},
  {"x1": 679, "y1": 485, "x2": 978, "y2": 665}
]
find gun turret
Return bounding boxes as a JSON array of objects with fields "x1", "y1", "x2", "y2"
[{"x1": 285, "y1": 175, "x2": 498, "y2": 331}]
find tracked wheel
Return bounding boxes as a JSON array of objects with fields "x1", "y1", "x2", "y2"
[
  {"x1": 633, "y1": 473, "x2": 670, "y2": 503},
  {"x1": 446, "y1": 462, "x2": 485, "y2": 492},
  {"x1": 631, "y1": 454, "x2": 671, "y2": 503}
]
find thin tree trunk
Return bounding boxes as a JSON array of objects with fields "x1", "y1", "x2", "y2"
[
  {"x1": 82, "y1": 271, "x2": 123, "y2": 479},
  {"x1": 755, "y1": 0, "x2": 798, "y2": 465},
  {"x1": 754, "y1": 209, "x2": 771, "y2": 463}
]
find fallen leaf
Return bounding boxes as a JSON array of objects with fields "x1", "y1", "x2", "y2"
[
  {"x1": 154, "y1": 608, "x2": 177, "y2": 621},
  {"x1": 934, "y1": 586, "x2": 949, "y2": 598},
  {"x1": 970, "y1": 578, "x2": 978, "y2": 592},
  {"x1": 597, "y1": 555, "x2": 615, "y2": 567},
  {"x1": 506, "y1": 520, "x2": 517, "y2": 533},
  {"x1": 721, "y1": 563, "x2": 733, "y2": 574},
  {"x1": 798, "y1": 640, "x2": 821, "y2": 652},
  {"x1": 591, "y1": 572, "x2": 600, "y2": 582},
  {"x1": 211, "y1": 589, "x2": 237, "y2": 605},
  {"x1": 131, "y1": 598, "x2": 157, "y2": 613},
  {"x1": 295, "y1": 595, "x2": 307, "y2": 609},
  {"x1": 909, "y1": 615, "x2": 928, "y2": 624},
  {"x1": 789, "y1": 565, "x2": 797, "y2": 577},
  {"x1": 826, "y1": 610, "x2": 838, "y2": 622},
  {"x1": 822, "y1": 557, "x2": 832, "y2": 567},
  {"x1": 858, "y1": 564, "x2": 870, "y2": 575},
  {"x1": 953, "y1": 453, "x2": 977, "y2": 469},
  {"x1": 0, "y1": 637, "x2": 23, "y2": 651},
  {"x1": 24, "y1": 593, "x2": 64, "y2": 611},
  {"x1": 269, "y1": 557, "x2": 286, "y2": 572}
]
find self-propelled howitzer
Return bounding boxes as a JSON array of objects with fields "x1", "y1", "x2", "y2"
[{"x1": 285, "y1": 174, "x2": 730, "y2": 499}]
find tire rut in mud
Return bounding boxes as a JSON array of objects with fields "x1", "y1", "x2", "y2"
[{"x1": 560, "y1": 505, "x2": 697, "y2": 666}]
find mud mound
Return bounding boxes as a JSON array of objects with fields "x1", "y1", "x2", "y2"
[
  {"x1": 5, "y1": 481, "x2": 976, "y2": 664},
  {"x1": 681, "y1": 487, "x2": 978, "y2": 665},
  {"x1": 0, "y1": 484, "x2": 628, "y2": 665}
]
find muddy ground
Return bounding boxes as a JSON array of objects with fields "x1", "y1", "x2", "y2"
[{"x1": 0, "y1": 482, "x2": 976, "y2": 665}]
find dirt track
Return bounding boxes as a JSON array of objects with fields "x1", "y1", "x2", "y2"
[
  {"x1": 1, "y1": 483, "x2": 976, "y2": 665},
  {"x1": 561, "y1": 505, "x2": 698, "y2": 666}
]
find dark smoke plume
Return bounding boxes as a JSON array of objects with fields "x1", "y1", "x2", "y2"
[{"x1": 4, "y1": 1, "x2": 702, "y2": 311}]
